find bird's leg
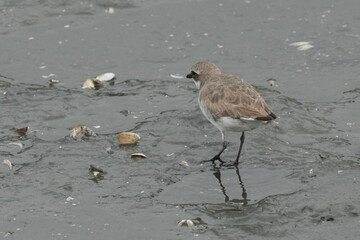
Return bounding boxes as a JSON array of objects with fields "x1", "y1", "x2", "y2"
[
  {"x1": 234, "y1": 132, "x2": 245, "y2": 165},
  {"x1": 202, "y1": 130, "x2": 229, "y2": 164}
]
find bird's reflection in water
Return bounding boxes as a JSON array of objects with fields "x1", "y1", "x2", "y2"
[{"x1": 212, "y1": 165, "x2": 248, "y2": 205}]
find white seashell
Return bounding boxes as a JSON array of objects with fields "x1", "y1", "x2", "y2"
[
  {"x1": 296, "y1": 44, "x2": 314, "y2": 51},
  {"x1": 116, "y1": 132, "x2": 140, "y2": 144},
  {"x1": 170, "y1": 74, "x2": 184, "y2": 79},
  {"x1": 178, "y1": 220, "x2": 187, "y2": 226},
  {"x1": 42, "y1": 73, "x2": 56, "y2": 78},
  {"x1": 178, "y1": 219, "x2": 195, "y2": 227},
  {"x1": 2, "y1": 159, "x2": 12, "y2": 170},
  {"x1": 130, "y1": 153, "x2": 147, "y2": 158},
  {"x1": 289, "y1": 41, "x2": 312, "y2": 46},
  {"x1": 186, "y1": 220, "x2": 194, "y2": 227},
  {"x1": 66, "y1": 196, "x2": 74, "y2": 201},
  {"x1": 96, "y1": 72, "x2": 116, "y2": 82},
  {"x1": 49, "y1": 79, "x2": 60, "y2": 84},
  {"x1": 106, "y1": 7, "x2": 115, "y2": 14},
  {"x1": 82, "y1": 78, "x2": 96, "y2": 89},
  {"x1": 289, "y1": 41, "x2": 314, "y2": 51},
  {"x1": 179, "y1": 160, "x2": 189, "y2": 167}
]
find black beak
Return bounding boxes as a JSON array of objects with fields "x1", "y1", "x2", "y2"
[{"x1": 186, "y1": 72, "x2": 194, "y2": 79}]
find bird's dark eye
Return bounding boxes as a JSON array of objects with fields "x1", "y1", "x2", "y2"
[{"x1": 191, "y1": 71, "x2": 198, "y2": 76}]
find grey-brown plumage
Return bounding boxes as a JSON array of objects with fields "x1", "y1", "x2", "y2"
[{"x1": 186, "y1": 61, "x2": 276, "y2": 165}]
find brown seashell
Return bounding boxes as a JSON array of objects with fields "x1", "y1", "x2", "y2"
[
  {"x1": 116, "y1": 132, "x2": 140, "y2": 144},
  {"x1": 16, "y1": 126, "x2": 28, "y2": 134},
  {"x1": 130, "y1": 153, "x2": 147, "y2": 158}
]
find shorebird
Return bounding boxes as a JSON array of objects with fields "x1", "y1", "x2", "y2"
[{"x1": 186, "y1": 61, "x2": 277, "y2": 165}]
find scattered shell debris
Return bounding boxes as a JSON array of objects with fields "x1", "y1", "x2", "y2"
[
  {"x1": 2, "y1": 159, "x2": 12, "y2": 170},
  {"x1": 95, "y1": 72, "x2": 116, "y2": 82},
  {"x1": 289, "y1": 41, "x2": 314, "y2": 51},
  {"x1": 170, "y1": 74, "x2": 184, "y2": 79},
  {"x1": 179, "y1": 160, "x2": 189, "y2": 167},
  {"x1": 70, "y1": 125, "x2": 96, "y2": 140},
  {"x1": 130, "y1": 153, "x2": 147, "y2": 158},
  {"x1": 266, "y1": 78, "x2": 277, "y2": 87},
  {"x1": 116, "y1": 132, "x2": 140, "y2": 145}
]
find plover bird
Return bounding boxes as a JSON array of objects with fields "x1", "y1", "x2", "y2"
[{"x1": 186, "y1": 61, "x2": 277, "y2": 165}]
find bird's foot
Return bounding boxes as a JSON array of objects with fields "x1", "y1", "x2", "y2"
[{"x1": 202, "y1": 154, "x2": 226, "y2": 164}]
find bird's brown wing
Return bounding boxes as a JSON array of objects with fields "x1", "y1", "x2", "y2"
[{"x1": 199, "y1": 74, "x2": 274, "y2": 120}]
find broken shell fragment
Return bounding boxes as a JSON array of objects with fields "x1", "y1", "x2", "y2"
[
  {"x1": 82, "y1": 78, "x2": 95, "y2": 89},
  {"x1": 130, "y1": 153, "x2": 147, "y2": 158},
  {"x1": 289, "y1": 41, "x2": 314, "y2": 51},
  {"x1": 49, "y1": 79, "x2": 60, "y2": 85},
  {"x1": 70, "y1": 125, "x2": 96, "y2": 140},
  {"x1": 95, "y1": 72, "x2": 116, "y2": 82},
  {"x1": 116, "y1": 132, "x2": 140, "y2": 145},
  {"x1": 170, "y1": 74, "x2": 184, "y2": 79},
  {"x1": 179, "y1": 160, "x2": 189, "y2": 167},
  {"x1": 89, "y1": 164, "x2": 106, "y2": 181},
  {"x1": 66, "y1": 196, "x2": 74, "y2": 202},
  {"x1": 82, "y1": 78, "x2": 102, "y2": 89},
  {"x1": 2, "y1": 159, "x2": 12, "y2": 170}
]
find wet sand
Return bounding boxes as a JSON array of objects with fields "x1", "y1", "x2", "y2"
[{"x1": 1, "y1": 0, "x2": 359, "y2": 239}]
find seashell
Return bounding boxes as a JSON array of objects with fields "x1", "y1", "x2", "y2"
[
  {"x1": 82, "y1": 78, "x2": 103, "y2": 89},
  {"x1": 289, "y1": 41, "x2": 311, "y2": 46},
  {"x1": 179, "y1": 160, "x2": 189, "y2": 167},
  {"x1": 16, "y1": 126, "x2": 28, "y2": 134},
  {"x1": 66, "y1": 196, "x2": 74, "y2": 201},
  {"x1": 116, "y1": 132, "x2": 140, "y2": 144},
  {"x1": 177, "y1": 220, "x2": 186, "y2": 226},
  {"x1": 296, "y1": 44, "x2": 314, "y2": 51},
  {"x1": 2, "y1": 159, "x2": 12, "y2": 170},
  {"x1": 82, "y1": 78, "x2": 95, "y2": 89},
  {"x1": 289, "y1": 41, "x2": 314, "y2": 51},
  {"x1": 170, "y1": 74, "x2": 184, "y2": 79},
  {"x1": 49, "y1": 79, "x2": 60, "y2": 85},
  {"x1": 186, "y1": 220, "x2": 194, "y2": 227},
  {"x1": 95, "y1": 72, "x2": 116, "y2": 82},
  {"x1": 130, "y1": 153, "x2": 147, "y2": 158},
  {"x1": 70, "y1": 125, "x2": 96, "y2": 140},
  {"x1": 178, "y1": 219, "x2": 195, "y2": 227}
]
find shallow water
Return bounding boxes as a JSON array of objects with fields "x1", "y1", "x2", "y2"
[{"x1": 1, "y1": 0, "x2": 359, "y2": 239}]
